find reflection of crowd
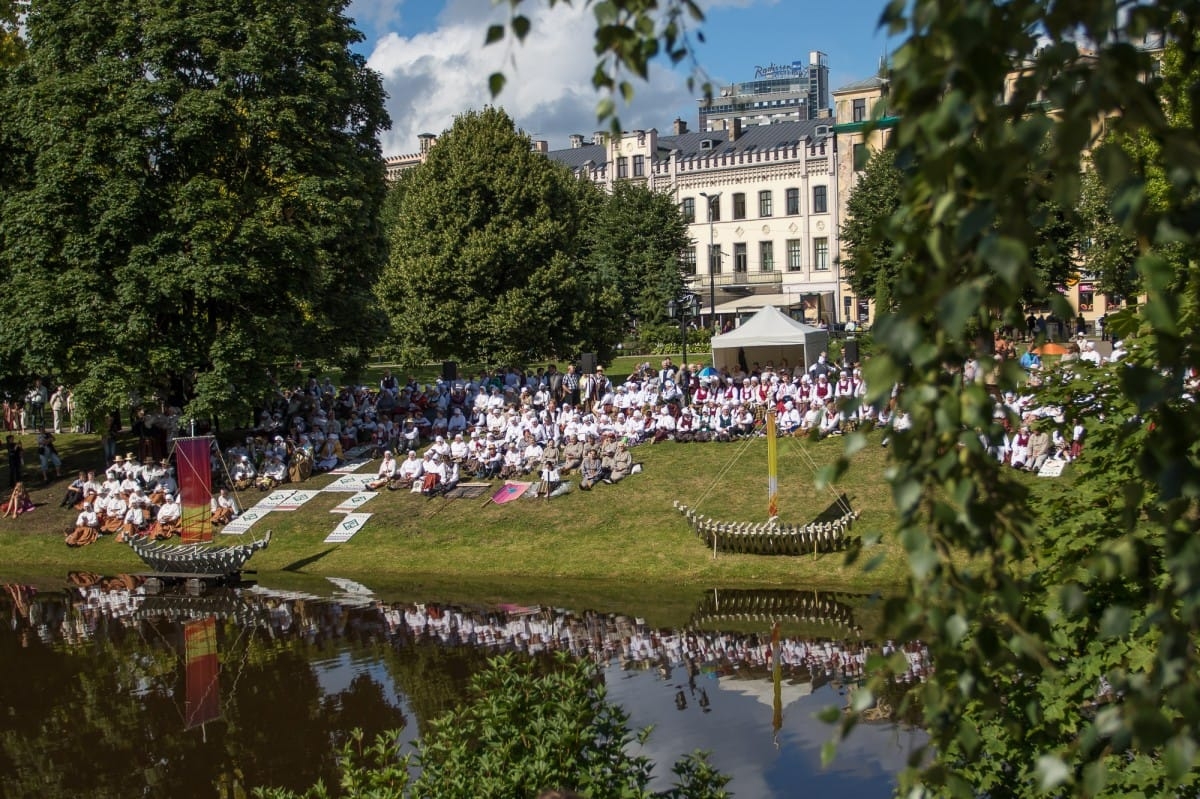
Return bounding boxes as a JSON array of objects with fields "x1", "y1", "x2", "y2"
[{"x1": 0, "y1": 581, "x2": 931, "y2": 689}]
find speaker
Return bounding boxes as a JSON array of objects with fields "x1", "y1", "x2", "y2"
[
  {"x1": 441, "y1": 361, "x2": 457, "y2": 383},
  {"x1": 580, "y1": 352, "x2": 597, "y2": 376},
  {"x1": 842, "y1": 340, "x2": 860, "y2": 366}
]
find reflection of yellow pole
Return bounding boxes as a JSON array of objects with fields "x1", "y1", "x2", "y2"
[
  {"x1": 772, "y1": 621, "x2": 783, "y2": 748},
  {"x1": 766, "y1": 409, "x2": 778, "y2": 519}
]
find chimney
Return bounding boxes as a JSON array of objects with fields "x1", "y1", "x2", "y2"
[
  {"x1": 532, "y1": 140, "x2": 549, "y2": 154},
  {"x1": 673, "y1": 117, "x2": 688, "y2": 135},
  {"x1": 569, "y1": 134, "x2": 585, "y2": 148},
  {"x1": 418, "y1": 133, "x2": 437, "y2": 154},
  {"x1": 726, "y1": 118, "x2": 742, "y2": 142},
  {"x1": 593, "y1": 130, "x2": 607, "y2": 146}
]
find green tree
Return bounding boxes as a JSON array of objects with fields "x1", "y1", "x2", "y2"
[
  {"x1": 831, "y1": 3, "x2": 1200, "y2": 797},
  {"x1": 0, "y1": 0, "x2": 23, "y2": 68},
  {"x1": 379, "y1": 107, "x2": 622, "y2": 366},
  {"x1": 839, "y1": 147, "x2": 907, "y2": 309},
  {"x1": 584, "y1": 181, "x2": 693, "y2": 330},
  {"x1": 1077, "y1": 163, "x2": 1141, "y2": 301},
  {"x1": 0, "y1": 0, "x2": 389, "y2": 423}
]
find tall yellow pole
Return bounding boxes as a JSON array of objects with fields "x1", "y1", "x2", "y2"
[{"x1": 766, "y1": 409, "x2": 778, "y2": 519}]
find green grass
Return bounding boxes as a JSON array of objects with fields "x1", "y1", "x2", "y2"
[{"x1": 0, "y1": 421, "x2": 910, "y2": 593}]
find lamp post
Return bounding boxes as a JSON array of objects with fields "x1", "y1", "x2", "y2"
[
  {"x1": 667, "y1": 292, "x2": 700, "y2": 405},
  {"x1": 699, "y1": 190, "x2": 721, "y2": 332}
]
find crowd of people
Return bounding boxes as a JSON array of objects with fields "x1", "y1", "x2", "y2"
[{"x1": 57, "y1": 453, "x2": 188, "y2": 547}]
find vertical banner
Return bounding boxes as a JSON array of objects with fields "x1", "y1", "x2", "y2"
[
  {"x1": 184, "y1": 617, "x2": 221, "y2": 728},
  {"x1": 766, "y1": 410, "x2": 778, "y2": 519},
  {"x1": 175, "y1": 437, "x2": 214, "y2": 542}
]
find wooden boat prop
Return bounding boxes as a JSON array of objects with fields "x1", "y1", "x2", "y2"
[
  {"x1": 127, "y1": 530, "x2": 272, "y2": 575},
  {"x1": 674, "y1": 409, "x2": 858, "y2": 556}
]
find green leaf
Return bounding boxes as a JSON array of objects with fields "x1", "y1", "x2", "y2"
[
  {"x1": 485, "y1": 24, "x2": 505, "y2": 44},
  {"x1": 488, "y1": 72, "x2": 506, "y2": 97}
]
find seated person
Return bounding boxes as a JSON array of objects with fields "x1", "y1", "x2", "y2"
[
  {"x1": 65, "y1": 502, "x2": 101, "y2": 547},
  {"x1": 478, "y1": 444, "x2": 503, "y2": 479},
  {"x1": 61, "y1": 471, "x2": 89, "y2": 508},
  {"x1": 100, "y1": 492, "x2": 128, "y2": 534},
  {"x1": 151, "y1": 494, "x2": 183, "y2": 540},
  {"x1": 116, "y1": 498, "x2": 150, "y2": 542},
  {"x1": 314, "y1": 434, "x2": 343, "y2": 472},
  {"x1": 231, "y1": 455, "x2": 256, "y2": 491},
  {"x1": 608, "y1": 440, "x2": 634, "y2": 483},
  {"x1": 210, "y1": 487, "x2": 239, "y2": 525},
  {"x1": 2, "y1": 482, "x2": 35, "y2": 518},
  {"x1": 367, "y1": 451, "x2": 398, "y2": 490},
  {"x1": 560, "y1": 434, "x2": 584, "y2": 475},
  {"x1": 391, "y1": 450, "x2": 423, "y2": 489},
  {"x1": 420, "y1": 452, "x2": 446, "y2": 495},
  {"x1": 255, "y1": 455, "x2": 287, "y2": 491},
  {"x1": 578, "y1": 449, "x2": 604, "y2": 490}
]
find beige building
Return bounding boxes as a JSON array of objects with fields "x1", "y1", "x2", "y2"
[{"x1": 546, "y1": 117, "x2": 844, "y2": 328}]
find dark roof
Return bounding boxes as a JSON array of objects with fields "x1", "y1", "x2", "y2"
[{"x1": 545, "y1": 120, "x2": 826, "y2": 171}]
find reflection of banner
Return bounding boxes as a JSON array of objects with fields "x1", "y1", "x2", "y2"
[
  {"x1": 175, "y1": 437, "x2": 213, "y2": 543},
  {"x1": 184, "y1": 617, "x2": 221, "y2": 728}
]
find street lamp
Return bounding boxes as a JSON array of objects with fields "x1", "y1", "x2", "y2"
[
  {"x1": 699, "y1": 190, "x2": 721, "y2": 332},
  {"x1": 667, "y1": 292, "x2": 701, "y2": 405}
]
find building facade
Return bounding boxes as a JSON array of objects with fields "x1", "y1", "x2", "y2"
[{"x1": 698, "y1": 52, "x2": 831, "y2": 132}]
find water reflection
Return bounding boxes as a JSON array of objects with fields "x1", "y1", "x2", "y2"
[{"x1": 0, "y1": 578, "x2": 926, "y2": 798}]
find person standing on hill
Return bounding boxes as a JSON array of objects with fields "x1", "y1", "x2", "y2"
[
  {"x1": 5, "y1": 435, "x2": 22, "y2": 489},
  {"x1": 49, "y1": 385, "x2": 67, "y2": 434}
]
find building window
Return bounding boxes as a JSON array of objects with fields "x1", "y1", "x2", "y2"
[
  {"x1": 681, "y1": 197, "x2": 695, "y2": 223},
  {"x1": 733, "y1": 243, "x2": 747, "y2": 273},
  {"x1": 786, "y1": 188, "x2": 800, "y2": 215},
  {"x1": 709, "y1": 244, "x2": 723, "y2": 275},
  {"x1": 853, "y1": 143, "x2": 867, "y2": 172},
  {"x1": 813, "y1": 237, "x2": 829, "y2": 270},
  {"x1": 852, "y1": 98, "x2": 866, "y2": 123},
  {"x1": 681, "y1": 246, "x2": 697, "y2": 275},
  {"x1": 707, "y1": 195, "x2": 721, "y2": 222},
  {"x1": 633, "y1": 154, "x2": 645, "y2": 177},
  {"x1": 733, "y1": 193, "x2": 746, "y2": 220},
  {"x1": 760, "y1": 241, "x2": 775, "y2": 272},
  {"x1": 812, "y1": 185, "x2": 827, "y2": 214},
  {"x1": 787, "y1": 239, "x2": 802, "y2": 271},
  {"x1": 758, "y1": 190, "x2": 773, "y2": 217},
  {"x1": 616, "y1": 157, "x2": 628, "y2": 178}
]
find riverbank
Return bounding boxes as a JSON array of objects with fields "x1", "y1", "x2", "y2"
[{"x1": 0, "y1": 428, "x2": 905, "y2": 591}]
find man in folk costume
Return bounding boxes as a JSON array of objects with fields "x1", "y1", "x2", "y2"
[
  {"x1": 117, "y1": 496, "x2": 150, "y2": 542},
  {"x1": 210, "y1": 487, "x2": 238, "y2": 526},
  {"x1": 66, "y1": 502, "x2": 101, "y2": 547},
  {"x1": 232, "y1": 455, "x2": 256, "y2": 491},
  {"x1": 151, "y1": 494, "x2": 183, "y2": 540},
  {"x1": 256, "y1": 455, "x2": 287, "y2": 491}
]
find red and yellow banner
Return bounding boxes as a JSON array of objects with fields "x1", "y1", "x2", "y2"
[
  {"x1": 184, "y1": 617, "x2": 221, "y2": 728},
  {"x1": 175, "y1": 437, "x2": 213, "y2": 542}
]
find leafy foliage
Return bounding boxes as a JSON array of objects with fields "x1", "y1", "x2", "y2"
[
  {"x1": 379, "y1": 107, "x2": 622, "y2": 366},
  {"x1": 0, "y1": 0, "x2": 23, "y2": 67},
  {"x1": 836, "y1": 2, "x2": 1200, "y2": 796},
  {"x1": 584, "y1": 181, "x2": 694, "y2": 330},
  {"x1": 0, "y1": 0, "x2": 389, "y2": 423},
  {"x1": 257, "y1": 653, "x2": 730, "y2": 799},
  {"x1": 839, "y1": 147, "x2": 908, "y2": 309}
]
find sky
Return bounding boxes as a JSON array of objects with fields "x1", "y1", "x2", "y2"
[{"x1": 346, "y1": 0, "x2": 899, "y2": 158}]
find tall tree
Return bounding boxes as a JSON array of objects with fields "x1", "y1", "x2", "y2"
[
  {"x1": 0, "y1": 0, "x2": 23, "y2": 68},
  {"x1": 1077, "y1": 163, "x2": 1141, "y2": 301},
  {"x1": 584, "y1": 181, "x2": 692, "y2": 330},
  {"x1": 0, "y1": 0, "x2": 389, "y2": 421},
  {"x1": 380, "y1": 107, "x2": 620, "y2": 366},
  {"x1": 839, "y1": 147, "x2": 907, "y2": 310}
]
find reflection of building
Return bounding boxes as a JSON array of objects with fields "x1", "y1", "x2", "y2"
[{"x1": 698, "y1": 52, "x2": 831, "y2": 131}]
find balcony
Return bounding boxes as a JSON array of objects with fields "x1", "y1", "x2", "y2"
[{"x1": 686, "y1": 271, "x2": 783, "y2": 289}]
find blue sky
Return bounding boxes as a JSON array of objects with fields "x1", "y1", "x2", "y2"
[{"x1": 347, "y1": 0, "x2": 898, "y2": 157}]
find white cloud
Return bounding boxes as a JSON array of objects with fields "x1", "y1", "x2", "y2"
[{"x1": 366, "y1": 0, "x2": 698, "y2": 157}]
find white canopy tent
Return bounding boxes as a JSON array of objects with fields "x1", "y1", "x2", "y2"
[{"x1": 709, "y1": 305, "x2": 829, "y2": 373}]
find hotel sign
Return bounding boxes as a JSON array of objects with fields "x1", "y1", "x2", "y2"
[{"x1": 754, "y1": 61, "x2": 806, "y2": 79}]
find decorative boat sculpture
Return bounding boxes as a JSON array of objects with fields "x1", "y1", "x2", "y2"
[{"x1": 127, "y1": 531, "x2": 272, "y2": 574}]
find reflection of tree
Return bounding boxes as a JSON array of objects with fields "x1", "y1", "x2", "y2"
[
  {"x1": 322, "y1": 673, "x2": 407, "y2": 748},
  {"x1": 378, "y1": 639, "x2": 496, "y2": 735}
]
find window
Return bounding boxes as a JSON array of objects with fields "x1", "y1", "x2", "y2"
[
  {"x1": 787, "y1": 239, "x2": 802, "y2": 271},
  {"x1": 706, "y1": 195, "x2": 721, "y2": 222},
  {"x1": 733, "y1": 243, "x2": 747, "y2": 273},
  {"x1": 852, "y1": 98, "x2": 866, "y2": 123},
  {"x1": 812, "y1": 185, "x2": 827, "y2": 214},
  {"x1": 786, "y1": 188, "x2": 800, "y2": 215},
  {"x1": 616, "y1": 157, "x2": 628, "y2": 178},
  {"x1": 813, "y1": 237, "x2": 829, "y2": 270},
  {"x1": 681, "y1": 246, "x2": 697, "y2": 275},
  {"x1": 708, "y1": 244, "x2": 723, "y2": 275},
  {"x1": 633, "y1": 154, "x2": 645, "y2": 177},
  {"x1": 733, "y1": 193, "x2": 746, "y2": 220},
  {"x1": 759, "y1": 190, "x2": 773, "y2": 217},
  {"x1": 853, "y1": 143, "x2": 867, "y2": 172},
  {"x1": 681, "y1": 197, "x2": 695, "y2": 223},
  {"x1": 760, "y1": 241, "x2": 775, "y2": 272}
]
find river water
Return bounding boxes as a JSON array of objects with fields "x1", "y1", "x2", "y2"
[{"x1": 0, "y1": 575, "x2": 925, "y2": 798}]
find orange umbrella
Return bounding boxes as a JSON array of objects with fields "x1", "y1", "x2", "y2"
[{"x1": 1035, "y1": 342, "x2": 1068, "y2": 356}]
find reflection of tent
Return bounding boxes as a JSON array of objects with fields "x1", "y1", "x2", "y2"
[
  {"x1": 709, "y1": 305, "x2": 830, "y2": 373},
  {"x1": 717, "y1": 674, "x2": 813, "y2": 709}
]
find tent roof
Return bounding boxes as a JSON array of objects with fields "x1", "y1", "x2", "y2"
[{"x1": 710, "y1": 304, "x2": 825, "y2": 347}]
